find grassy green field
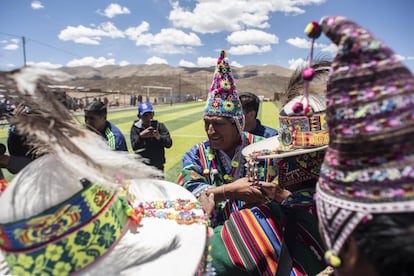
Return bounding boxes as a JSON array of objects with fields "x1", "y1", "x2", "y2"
[{"x1": 0, "y1": 101, "x2": 280, "y2": 183}]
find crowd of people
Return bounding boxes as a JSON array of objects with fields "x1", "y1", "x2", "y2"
[{"x1": 0, "y1": 15, "x2": 413, "y2": 276}]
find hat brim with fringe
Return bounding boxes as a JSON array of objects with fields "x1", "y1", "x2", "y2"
[
  {"x1": 242, "y1": 135, "x2": 328, "y2": 159},
  {"x1": 0, "y1": 155, "x2": 207, "y2": 276}
]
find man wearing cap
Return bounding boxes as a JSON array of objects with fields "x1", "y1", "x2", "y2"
[
  {"x1": 84, "y1": 100, "x2": 128, "y2": 151},
  {"x1": 130, "y1": 101, "x2": 172, "y2": 172}
]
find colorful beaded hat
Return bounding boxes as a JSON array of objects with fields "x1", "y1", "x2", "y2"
[
  {"x1": 278, "y1": 93, "x2": 328, "y2": 155},
  {"x1": 204, "y1": 50, "x2": 245, "y2": 133},
  {"x1": 310, "y1": 16, "x2": 414, "y2": 261},
  {"x1": 242, "y1": 62, "x2": 330, "y2": 190},
  {"x1": 0, "y1": 67, "x2": 210, "y2": 275}
]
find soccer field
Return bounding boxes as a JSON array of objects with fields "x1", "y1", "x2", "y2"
[{"x1": 0, "y1": 101, "x2": 280, "y2": 183}]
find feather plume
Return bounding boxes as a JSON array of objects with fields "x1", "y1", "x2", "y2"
[
  {"x1": 280, "y1": 58, "x2": 331, "y2": 107},
  {"x1": 0, "y1": 66, "x2": 162, "y2": 189}
]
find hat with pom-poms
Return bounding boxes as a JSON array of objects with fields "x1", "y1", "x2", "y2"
[
  {"x1": 308, "y1": 16, "x2": 414, "y2": 263},
  {"x1": 204, "y1": 50, "x2": 245, "y2": 133}
]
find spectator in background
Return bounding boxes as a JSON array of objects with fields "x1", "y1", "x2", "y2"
[
  {"x1": 239, "y1": 91, "x2": 278, "y2": 138},
  {"x1": 130, "y1": 101, "x2": 172, "y2": 172},
  {"x1": 0, "y1": 104, "x2": 38, "y2": 176},
  {"x1": 0, "y1": 103, "x2": 41, "y2": 194},
  {"x1": 84, "y1": 101, "x2": 128, "y2": 151}
]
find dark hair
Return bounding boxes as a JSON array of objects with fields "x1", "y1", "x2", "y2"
[
  {"x1": 84, "y1": 100, "x2": 107, "y2": 116},
  {"x1": 239, "y1": 92, "x2": 260, "y2": 114},
  {"x1": 352, "y1": 212, "x2": 414, "y2": 276}
]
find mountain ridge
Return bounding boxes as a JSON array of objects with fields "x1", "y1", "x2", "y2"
[{"x1": 57, "y1": 64, "x2": 294, "y2": 101}]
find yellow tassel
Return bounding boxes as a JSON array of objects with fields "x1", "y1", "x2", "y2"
[{"x1": 324, "y1": 250, "x2": 341, "y2": 267}]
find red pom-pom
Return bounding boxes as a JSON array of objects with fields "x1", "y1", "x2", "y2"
[
  {"x1": 304, "y1": 105, "x2": 314, "y2": 117},
  {"x1": 304, "y1": 21, "x2": 322, "y2": 39},
  {"x1": 292, "y1": 102, "x2": 304, "y2": 114},
  {"x1": 302, "y1": 67, "x2": 315, "y2": 81}
]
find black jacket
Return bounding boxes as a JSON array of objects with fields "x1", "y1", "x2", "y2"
[{"x1": 130, "y1": 120, "x2": 172, "y2": 171}]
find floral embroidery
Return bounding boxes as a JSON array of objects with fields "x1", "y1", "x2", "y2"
[{"x1": 223, "y1": 100, "x2": 235, "y2": 112}]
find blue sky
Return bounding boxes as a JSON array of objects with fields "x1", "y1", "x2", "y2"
[{"x1": 1, "y1": 0, "x2": 413, "y2": 71}]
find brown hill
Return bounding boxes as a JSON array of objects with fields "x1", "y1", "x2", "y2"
[{"x1": 58, "y1": 64, "x2": 294, "y2": 104}]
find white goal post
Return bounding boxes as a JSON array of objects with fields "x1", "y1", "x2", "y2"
[{"x1": 142, "y1": 86, "x2": 173, "y2": 104}]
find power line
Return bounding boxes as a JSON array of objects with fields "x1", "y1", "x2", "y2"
[
  {"x1": 26, "y1": 37, "x2": 82, "y2": 59},
  {"x1": 0, "y1": 31, "x2": 83, "y2": 63}
]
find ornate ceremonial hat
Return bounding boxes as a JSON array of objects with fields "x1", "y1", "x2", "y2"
[
  {"x1": 242, "y1": 61, "x2": 330, "y2": 190},
  {"x1": 204, "y1": 50, "x2": 245, "y2": 133},
  {"x1": 312, "y1": 16, "x2": 414, "y2": 259}
]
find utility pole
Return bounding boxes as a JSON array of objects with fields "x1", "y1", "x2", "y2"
[
  {"x1": 178, "y1": 73, "x2": 181, "y2": 102},
  {"x1": 22, "y1": 36, "x2": 27, "y2": 67}
]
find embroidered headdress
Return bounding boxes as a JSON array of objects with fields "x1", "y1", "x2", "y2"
[
  {"x1": 311, "y1": 16, "x2": 414, "y2": 261},
  {"x1": 242, "y1": 61, "x2": 330, "y2": 191},
  {"x1": 0, "y1": 67, "x2": 210, "y2": 275},
  {"x1": 204, "y1": 50, "x2": 245, "y2": 133}
]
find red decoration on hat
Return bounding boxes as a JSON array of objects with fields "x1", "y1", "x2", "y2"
[
  {"x1": 304, "y1": 21, "x2": 322, "y2": 39},
  {"x1": 292, "y1": 22, "x2": 322, "y2": 117}
]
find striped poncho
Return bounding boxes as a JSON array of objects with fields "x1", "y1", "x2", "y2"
[{"x1": 211, "y1": 189, "x2": 326, "y2": 276}]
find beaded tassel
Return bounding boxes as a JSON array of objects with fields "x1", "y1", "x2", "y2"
[{"x1": 292, "y1": 21, "x2": 322, "y2": 117}]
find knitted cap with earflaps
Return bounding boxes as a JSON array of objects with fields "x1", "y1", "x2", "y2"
[
  {"x1": 308, "y1": 16, "x2": 414, "y2": 263},
  {"x1": 204, "y1": 50, "x2": 245, "y2": 133}
]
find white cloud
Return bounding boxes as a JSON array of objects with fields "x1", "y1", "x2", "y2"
[
  {"x1": 6, "y1": 63, "x2": 16, "y2": 68},
  {"x1": 119, "y1": 60, "x2": 130, "y2": 66},
  {"x1": 288, "y1": 58, "x2": 306, "y2": 70},
  {"x1": 227, "y1": 29, "x2": 279, "y2": 45},
  {"x1": 58, "y1": 22, "x2": 124, "y2": 45},
  {"x1": 197, "y1": 57, "x2": 216, "y2": 67},
  {"x1": 179, "y1": 60, "x2": 196, "y2": 67},
  {"x1": 168, "y1": 0, "x2": 326, "y2": 34},
  {"x1": 228, "y1": 44, "x2": 271, "y2": 55},
  {"x1": 231, "y1": 61, "x2": 243, "y2": 68},
  {"x1": 286, "y1": 37, "x2": 337, "y2": 56},
  {"x1": 320, "y1": 43, "x2": 337, "y2": 54},
  {"x1": 150, "y1": 44, "x2": 193, "y2": 55},
  {"x1": 27, "y1": 61, "x2": 62, "y2": 69},
  {"x1": 99, "y1": 3, "x2": 130, "y2": 18},
  {"x1": 286, "y1": 37, "x2": 311, "y2": 48},
  {"x1": 11, "y1": 38, "x2": 20, "y2": 44},
  {"x1": 407, "y1": 56, "x2": 414, "y2": 60},
  {"x1": 135, "y1": 28, "x2": 201, "y2": 47},
  {"x1": 395, "y1": 54, "x2": 405, "y2": 61},
  {"x1": 67, "y1": 56, "x2": 116, "y2": 67},
  {"x1": 3, "y1": 44, "x2": 19, "y2": 50},
  {"x1": 124, "y1": 22, "x2": 150, "y2": 40},
  {"x1": 31, "y1": 1, "x2": 44, "y2": 10},
  {"x1": 128, "y1": 27, "x2": 202, "y2": 54},
  {"x1": 180, "y1": 57, "x2": 237, "y2": 68},
  {"x1": 145, "y1": 56, "x2": 168, "y2": 65}
]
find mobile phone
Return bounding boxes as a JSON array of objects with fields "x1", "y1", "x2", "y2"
[{"x1": 150, "y1": 119, "x2": 158, "y2": 129}]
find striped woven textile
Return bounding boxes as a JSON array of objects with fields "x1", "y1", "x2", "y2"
[{"x1": 211, "y1": 195, "x2": 326, "y2": 276}]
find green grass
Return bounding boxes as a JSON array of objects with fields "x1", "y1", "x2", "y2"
[{"x1": 0, "y1": 101, "x2": 280, "y2": 183}]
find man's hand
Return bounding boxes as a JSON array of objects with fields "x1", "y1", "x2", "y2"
[
  {"x1": 140, "y1": 127, "x2": 157, "y2": 138},
  {"x1": 225, "y1": 177, "x2": 269, "y2": 206},
  {"x1": 258, "y1": 182, "x2": 291, "y2": 203},
  {"x1": 199, "y1": 192, "x2": 215, "y2": 217}
]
